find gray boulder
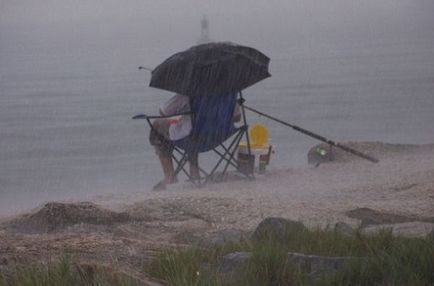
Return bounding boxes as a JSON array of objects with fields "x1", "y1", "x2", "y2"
[
  {"x1": 362, "y1": 222, "x2": 434, "y2": 238},
  {"x1": 334, "y1": 222, "x2": 354, "y2": 238},
  {"x1": 345, "y1": 207, "x2": 434, "y2": 227},
  {"x1": 217, "y1": 251, "x2": 362, "y2": 282},
  {"x1": 217, "y1": 252, "x2": 251, "y2": 273},
  {"x1": 252, "y1": 217, "x2": 306, "y2": 242},
  {"x1": 287, "y1": 252, "x2": 360, "y2": 276}
]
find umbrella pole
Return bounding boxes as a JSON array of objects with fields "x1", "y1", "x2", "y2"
[
  {"x1": 239, "y1": 92, "x2": 254, "y2": 175},
  {"x1": 244, "y1": 105, "x2": 379, "y2": 164}
]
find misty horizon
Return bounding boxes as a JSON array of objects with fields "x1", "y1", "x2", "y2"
[{"x1": 2, "y1": 1, "x2": 434, "y2": 60}]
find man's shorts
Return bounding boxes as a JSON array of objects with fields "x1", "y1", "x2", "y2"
[{"x1": 149, "y1": 119, "x2": 174, "y2": 157}]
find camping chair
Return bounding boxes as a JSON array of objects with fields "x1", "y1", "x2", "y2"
[{"x1": 134, "y1": 92, "x2": 253, "y2": 186}]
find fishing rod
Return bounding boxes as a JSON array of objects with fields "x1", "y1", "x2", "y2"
[{"x1": 244, "y1": 105, "x2": 379, "y2": 164}]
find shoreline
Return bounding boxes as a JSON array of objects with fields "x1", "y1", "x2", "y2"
[{"x1": 3, "y1": 141, "x2": 434, "y2": 222}]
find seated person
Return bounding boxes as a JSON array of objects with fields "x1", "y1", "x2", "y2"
[{"x1": 150, "y1": 93, "x2": 241, "y2": 190}]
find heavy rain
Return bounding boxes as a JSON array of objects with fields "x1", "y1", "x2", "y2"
[{"x1": 1, "y1": 1, "x2": 434, "y2": 284}]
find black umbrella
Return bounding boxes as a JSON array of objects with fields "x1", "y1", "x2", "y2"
[{"x1": 149, "y1": 42, "x2": 271, "y2": 96}]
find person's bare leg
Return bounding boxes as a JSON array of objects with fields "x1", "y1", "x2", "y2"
[
  {"x1": 150, "y1": 119, "x2": 178, "y2": 190},
  {"x1": 159, "y1": 155, "x2": 176, "y2": 184},
  {"x1": 189, "y1": 153, "x2": 200, "y2": 181}
]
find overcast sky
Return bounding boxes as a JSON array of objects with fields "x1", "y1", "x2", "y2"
[{"x1": 1, "y1": 0, "x2": 434, "y2": 62}]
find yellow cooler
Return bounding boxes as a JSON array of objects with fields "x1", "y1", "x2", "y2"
[{"x1": 237, "y1": 123, "x2": 273, "y2": 174}]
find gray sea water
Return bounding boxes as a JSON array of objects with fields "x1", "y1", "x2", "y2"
[{"x1": 1, "y1": 25, "x2": 434, "y2": 217}]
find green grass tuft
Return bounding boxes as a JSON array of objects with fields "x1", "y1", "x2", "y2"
[
  {"x1": 147, "y1": 227, "x2": 434, "y2": 286},
  {"x1": 0, "y1": 256, "x2": 141, "y2": 286}
]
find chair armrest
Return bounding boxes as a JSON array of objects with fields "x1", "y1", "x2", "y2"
[
  {"x1": 132, "y1": 114, "x2": 149, "y2": 119},
  {"x1": 132, "y1": 111, "x2": 193, "y2": 120}
]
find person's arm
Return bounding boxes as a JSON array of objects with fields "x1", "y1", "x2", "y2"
[{"x1": 160, "y1": 94, "x2": 190, "y2": 116}]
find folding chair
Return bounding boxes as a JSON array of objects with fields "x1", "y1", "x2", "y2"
[{"x1": 134, "y1": 92, "x2": 253, "y2": 186}]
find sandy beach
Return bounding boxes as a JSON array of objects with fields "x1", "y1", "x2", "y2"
[
  {"x1": 94, "y1": 141, "x2": 434, "y2": 229},
  {"x1": 1, "y1": 141, "x2": 433, "y2": 280}
]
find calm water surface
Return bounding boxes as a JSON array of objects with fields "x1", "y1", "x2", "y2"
[{"x1": 1, "y1": 35, "x2": 434, "y2": 216}]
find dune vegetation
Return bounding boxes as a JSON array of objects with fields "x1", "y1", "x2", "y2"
[{"x1": 2, "y1": 225, "x2": 432, "y2": 286}]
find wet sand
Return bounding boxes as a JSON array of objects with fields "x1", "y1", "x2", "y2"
[{"x1": 95, "y1": 141, "x2": 434, "y2": 229}]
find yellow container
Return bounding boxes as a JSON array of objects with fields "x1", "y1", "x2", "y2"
[
  {"x1": 237, "y1": 124, "x2": 273, "y2": 174},
  {"x1": 250, "y1": 123, "x2": 268, "y2": 147}
]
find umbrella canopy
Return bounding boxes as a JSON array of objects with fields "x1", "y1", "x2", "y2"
[{"x1": 149, "y1": 42, "x2": 271, "y2": 96}]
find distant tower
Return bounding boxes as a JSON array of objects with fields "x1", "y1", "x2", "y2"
[{"x1": 197, "y1": 16, "x2": 211, "y2": 44}]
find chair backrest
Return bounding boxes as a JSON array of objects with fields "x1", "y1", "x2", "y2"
[{"x1": 173, "y1": 92, "x2": 239, "y2": 153}]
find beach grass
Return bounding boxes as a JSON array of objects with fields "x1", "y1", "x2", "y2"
[
  {"x1": 147, "y1": 226, "x2": 434, "y2": 286},
  {"x1": 0, "y1": 256, "x2": 141, "y2": 286},
  {"x1": 1, "y1": 227, "x2": 432, "y2": 285}
]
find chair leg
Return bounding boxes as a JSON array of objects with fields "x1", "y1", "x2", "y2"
[
  {"x1": 168, "y1": 129, "x2": 253, "y2": 186},
  {"x1": 173, "y1": 152, "x2": 189, "y2": 180},
  {"x1": 215, "y1": 129, "x2": 255, "y2": 180},
  {"x1": 221, "y1": 130, "x2": 246, "y2": 177},
  {"x1": 216, "y1": 143, "x2": 239, "y2": 169},
  {"x1": 206, "y1": 129, "x2": 245, "y2": 182},
  {"x1": 171, "y1": 150, "x2": 203, "y2": 188},
  {"x1": 173, "y1": 148, "x2": 209, "y2": 179},
  {"x1": 188, "y1": 153, "x2": 200, "y2": 184}
]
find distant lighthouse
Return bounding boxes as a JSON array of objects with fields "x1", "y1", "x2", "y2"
[{"x1": 197, "y1": 16, "x2": 211, "y2": 44}]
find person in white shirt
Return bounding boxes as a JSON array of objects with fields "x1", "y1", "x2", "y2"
[{"x1": 149, "y1": 93, "x2": 240, "y2": 190}]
